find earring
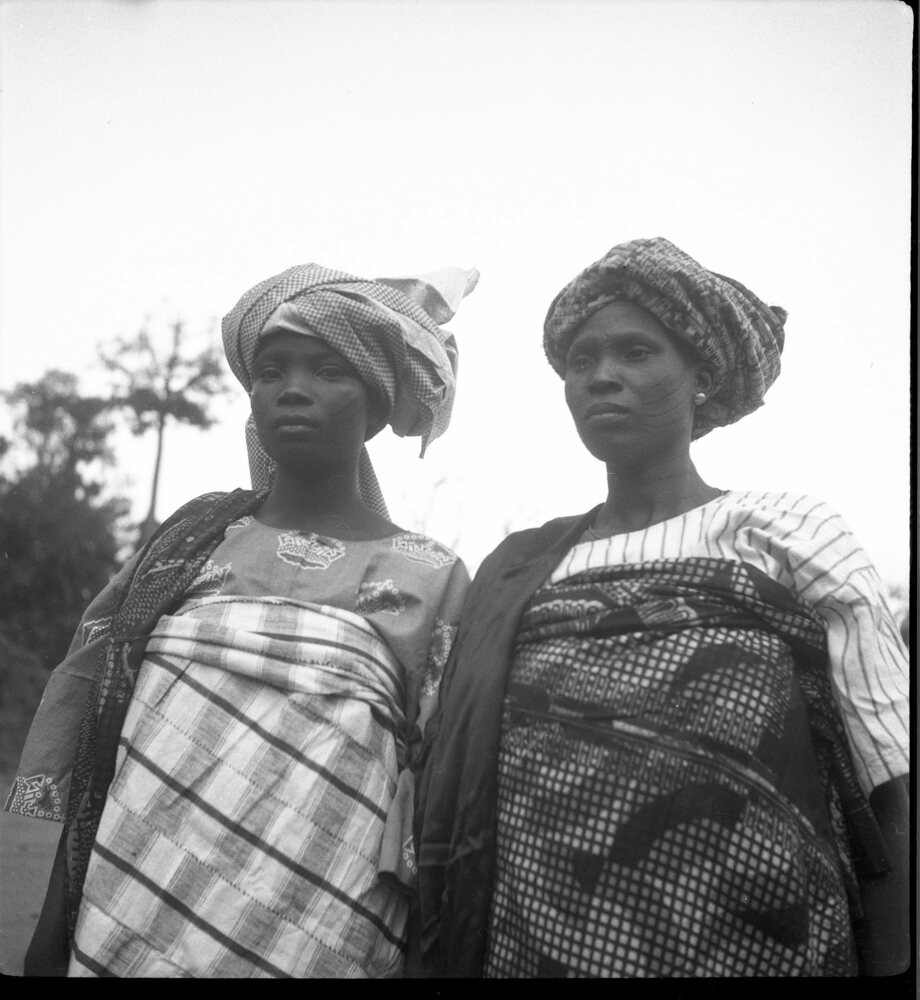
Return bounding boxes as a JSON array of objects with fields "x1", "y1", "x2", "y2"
[{"x1": 693, "y1": 392, "x2": 706, "y2": 405}]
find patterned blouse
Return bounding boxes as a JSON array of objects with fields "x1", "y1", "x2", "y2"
[
  {"x1": 550, "y1": 490, "x2": 908, "y2": 794},
  {"x1": 183, "y1": 515, "x2": 471, "y2": 740}
]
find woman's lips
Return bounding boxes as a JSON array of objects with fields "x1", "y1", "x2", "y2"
[
  {"x1": 584, "y1": 403, "x2": 630, "y2": 419},
  {"x1": 273, "y1": 414, "x2": 320, "y2": 431},
  {"x1": 274, "y1": 413, "x2": 318, "y2": 425}
]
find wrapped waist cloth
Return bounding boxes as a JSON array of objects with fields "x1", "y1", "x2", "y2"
[
  {"x1": 68, "y1": 595, "x2": 415, "y2": 979},
  {"x1": 485, "y1": 558, "x2": 886, "y2": 978}
]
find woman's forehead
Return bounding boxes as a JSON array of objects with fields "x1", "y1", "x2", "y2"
[
  {"x1": 254, "y1": 330, "x2": 346, "y2": 362},
  {"x1": 570, "y1": 301, "x2": 670, "y2": 345}
]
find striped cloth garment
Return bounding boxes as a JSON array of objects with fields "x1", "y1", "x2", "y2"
[
  {"x1": 550, "y1": 490, "x2": 909, "y2": 794},
  {"x1": 69, "y1": 595, "x2": 413, "y2": 978}
]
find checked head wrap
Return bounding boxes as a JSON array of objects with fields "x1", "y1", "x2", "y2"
[
  {"x1": 543, "y1": 237, "x2": 786, "y2": 437},
  {"x1": 222, "y1": 263, "x2": 479, "y2": 515}
]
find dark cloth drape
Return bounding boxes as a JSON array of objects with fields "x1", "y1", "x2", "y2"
[{"x1": 414, "y1": 515, "x2": 888, "y2": 977}]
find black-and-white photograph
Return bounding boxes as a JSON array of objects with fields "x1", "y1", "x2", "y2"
[{"x1": 0, "y1": 0, "x2": 912, "y2": 982}]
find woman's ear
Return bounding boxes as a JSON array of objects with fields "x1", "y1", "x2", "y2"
[
  {"x1": 695, "y1": 363, "x2": 716, "y2": 398},
  {"x1": 363, "y1": 394, "x2": 388, "y2": 441}
]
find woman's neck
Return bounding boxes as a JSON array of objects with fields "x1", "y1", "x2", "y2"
[
  {"x1": 596, "y1": 454, "x2": 720, "y2": 536},
  {"x1": 254, "y1": 467, "x2": 395, "y2": 539}
]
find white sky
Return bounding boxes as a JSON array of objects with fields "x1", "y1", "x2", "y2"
[{"x1": 0, "y1": 0, "x2": 913, "y2": 585}]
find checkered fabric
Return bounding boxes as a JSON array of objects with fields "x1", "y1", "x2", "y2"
[
  {"x1": 484, "y1": 558, "x2": 875, "y2": 977},
  {"x1": 542, "y1": 238, "x2": 785, "y2": 437},
  {"x1": 56, "y1": 492, "x2": 268, "y2": 936},
  {"x1": 222, "y1": 263, "x2": 478, "y2": 514},
  {"x1": 69, "y1": 595, "x2": 411, "y2": 978}
]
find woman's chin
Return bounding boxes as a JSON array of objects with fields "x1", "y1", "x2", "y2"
[
  {"x1": 577, "y1": 432, "x2": 640, "y2": 465},
  {"x1": 576, "y1": 426, "x2": 693, "y2": 467}
]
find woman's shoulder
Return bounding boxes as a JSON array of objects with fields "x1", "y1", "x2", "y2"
[
  {"x1": 724, "y1": 489, "x2": 833, "y2": 512},
  {"x1": 385, "y1": 530, "x2": 467, "y2": 573},
  {"x1": 477, "y1": 513, "x2": 591, "y2": 575},
  {"x1": 718, "y1": 490, "x2": 880, "y2": 598},
  {"x1": 716, "y1": 489, "x2": 853, "y2": 538},
  {"x1": 155, "y1": 489, "x2": 263, "y2": 532},
  {"x1": 378, "y1": 532, "x2": 471, "y2": 614},
  {"x1": 715, "y1": 489, "x2": 866, "y2": 551}
]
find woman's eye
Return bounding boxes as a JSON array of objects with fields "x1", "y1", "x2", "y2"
[
  {"x1": 255, "y1": 365, "x2": 282, "y2": 380},
  {"x1": 317, "y1": 365, "x2": 346, "y2": 380},
  {"x1": 625, "y1": 347, "x2": 651, "y2": 361},
  {"x1": 567, "y1": 355, "x2": 593, "y2": 373}
]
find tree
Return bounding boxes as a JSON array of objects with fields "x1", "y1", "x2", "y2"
[
  {"x1": 100, "y1": 319, "x2": 229, "y2": 545},
  {"x1": 0, "y1": 371, "x2": 129, "y2": 669},
  {"x1": 2, "y1": 370, "x2": 115, "y2": 495}
]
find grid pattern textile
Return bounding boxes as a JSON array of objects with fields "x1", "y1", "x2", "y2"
[
  {"x1": 69, "y1": 596, "x2": 410, "y2": 978},
  {"x1": 542, "y1": 237, "x2": 786, "y2": 437},
  {"x1": 550, "y1": 490, "x2": 910, "y2": 793},
  {"x1": 484, "y1": 558, "x2": 874, "y2": 978}
]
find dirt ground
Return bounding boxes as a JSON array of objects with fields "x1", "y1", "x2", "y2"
[{"x1": 0, "y1": 773, "x2": 61, "y2": 977}]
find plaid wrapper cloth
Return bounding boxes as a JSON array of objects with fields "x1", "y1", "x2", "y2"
[
  {"x1": 69, "y1": 595, "x2": 414, "y2": 978},
  {"x1": 542, "y1": 237, "x2": 786, "y2": 437},
  {"x1": 59, "y1": 492, "x2": 268, "y2": 936}
]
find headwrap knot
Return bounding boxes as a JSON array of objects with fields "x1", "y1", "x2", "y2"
[{"x1": 543, "y1": 237, "x2": 785, "y2": 437}]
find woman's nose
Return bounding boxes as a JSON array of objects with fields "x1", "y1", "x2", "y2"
[
  {"x1": 276, "y1": 372, "x2": 315, "y2": 402},
  {"x1": 588, "y1": 357, "x2": 623, "y2": 391}
]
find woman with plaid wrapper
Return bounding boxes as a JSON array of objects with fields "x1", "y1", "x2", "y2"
[
  {"x1": 9, "y1": 261, "x2": 476, "y2": 977},
  {"x1": 414, "y1": 238, "x2": 908, "y2": 978}
]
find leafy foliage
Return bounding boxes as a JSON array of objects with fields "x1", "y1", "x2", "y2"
[
  {"x1": 100, "y1": 321, "x2": 229, "y2": 540},
  {"x1": 0, "y1": 371, "x2": 128, "y2": 669},
  {"x1": 1, "y1": 318, "x2": 230, "y2": 667},
  {"x1": 2, "y1": 370, "x2": 115, "y2": 493},
  {"x1": 101, "y1": 324, "x2": 226, "y2": 434}
]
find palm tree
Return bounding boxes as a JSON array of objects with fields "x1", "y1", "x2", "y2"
[{"x1": 100, "y1": 319, "x2": 229, "y2": 545}]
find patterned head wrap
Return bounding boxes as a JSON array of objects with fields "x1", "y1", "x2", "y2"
[
  {"x1": 222, "y1": 263, "x2": 478, "y2": 515},
  {"x1": 543, "y1": 237, "x2": 786, "y2": 437}
]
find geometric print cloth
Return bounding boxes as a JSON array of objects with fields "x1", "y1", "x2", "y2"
[
  {"x1": 484, "y1": 558, "x2": 878, "y2": 977},
  {"x1": 69, "y1": 596, "x2": 412, "y2": 978}
]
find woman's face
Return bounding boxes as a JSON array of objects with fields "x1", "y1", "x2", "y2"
[
  {"x1": 250, "y1": 332, "x2": 377, "y2": 475},
  {"x1": 564, "y1": 301, "x2": 709, "y2": 463}
]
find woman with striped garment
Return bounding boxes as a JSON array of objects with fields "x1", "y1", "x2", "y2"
[{"x1": 414, "y1": 237, "x2": 908, "y2": 978}]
